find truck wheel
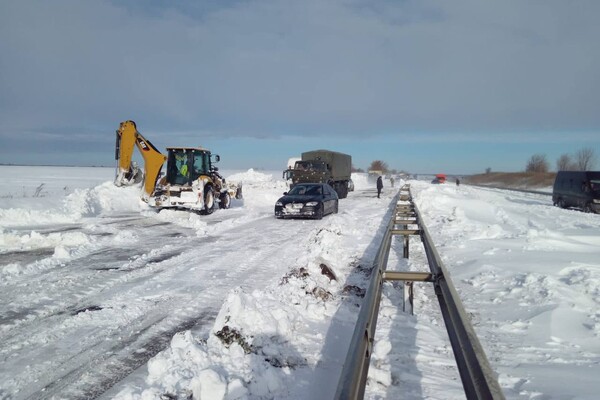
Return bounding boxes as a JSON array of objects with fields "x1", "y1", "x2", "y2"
[
  {"x1": 583, "y1": 203, "x2": 593, "y2": 213},
  {"x1": 340, "y1": 185, "x2": 348, "y2": 199},
  {"x1": 334, "y1": 200, "x2": 339, "y2": 214},
  {"x1": 219, "y1": 192, "x2": 231, "y2": 209},
  {"x1": 204, "y1": 187, "x2": 215, "y2": 214},
  {"x1": 557, "y1": 199, "x2": 566, "y2": 209}
]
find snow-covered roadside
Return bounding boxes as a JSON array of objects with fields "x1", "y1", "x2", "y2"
[{"x1": 394, "y1": 182, "x2": 599, "y2": 399}]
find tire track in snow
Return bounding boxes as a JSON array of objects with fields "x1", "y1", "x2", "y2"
[{"x1": 1, "y1": 204, "x2": 331, "y2": 399}]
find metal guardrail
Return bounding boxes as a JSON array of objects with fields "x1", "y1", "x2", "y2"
[
  {"x1": 334, "y1": 190, "x2": 400, "y2": 400},
  {"x1": 335, "y1": 185, "x2": 505, "y2": 400},
  {"x1": 467, "y1": 183, "x2": 552, "y2": 196}
]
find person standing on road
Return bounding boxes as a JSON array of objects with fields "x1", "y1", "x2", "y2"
[
  {"x1": 456, "y1": 178, "x2": 460, "y2": 186},
  {"x1": 377, "y1": 176, "x2": 383, "y2": 198}
]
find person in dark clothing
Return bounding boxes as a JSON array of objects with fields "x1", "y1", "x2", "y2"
[
  {"x1": 456, "y1": 178, "x2": 460, "y2": 186},
  {"x1": 376, "y1": 176, "x2": 383, "y2": 198}
]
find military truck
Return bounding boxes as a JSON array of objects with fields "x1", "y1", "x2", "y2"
[{"x1": 283, "y1": 150, "x2": 352, "y2": 198}]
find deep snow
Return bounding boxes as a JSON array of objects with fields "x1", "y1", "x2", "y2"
[{"x1": 1, "y1": 166, "x2": 599, "y2": 399}]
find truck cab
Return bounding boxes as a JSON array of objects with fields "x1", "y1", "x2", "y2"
[{"x1": 283, "y1": 150, "x2": 352, "y2": 199}]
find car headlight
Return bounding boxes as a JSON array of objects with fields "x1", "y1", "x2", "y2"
[
  {"x1": 276, "y1": 201, "x2": 283, "y2": 206},
  {"x1": 305, "y1": 201, "x2": 318, "y2": 206},
  {"x1": 593, "y1": 199, "x2": 600, "y2": 204}
]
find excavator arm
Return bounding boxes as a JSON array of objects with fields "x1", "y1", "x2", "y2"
[{"x1": 115, "y1": 120, "x2": 167, "y2": 198}]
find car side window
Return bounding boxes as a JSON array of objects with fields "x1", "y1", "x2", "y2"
[{"x1": 306, "y1": 186, "x2": 321, "y2": 195}]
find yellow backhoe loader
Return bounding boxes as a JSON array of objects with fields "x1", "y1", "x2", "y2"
[{"x1": 114, "y1": 120, "x2": 242, "y2": 213}]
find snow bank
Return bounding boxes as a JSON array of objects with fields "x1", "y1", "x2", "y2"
[
  {"x1": 351, "y1": 172, "x2": 369, "y2": 190},
  {"x1": 409, "y1": 181, "x2": 600, "y2": 399},
  {"x1": 1, "y1": 180, "x2": 143, "y2": 228},
  {"x1": 225, "y1": 168, "x2": 278, "y2": 184},
  {"x1": 0, "y1": 168, "x2": 145, "y2": 278}
]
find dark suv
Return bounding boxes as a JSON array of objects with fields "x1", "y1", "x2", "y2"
[{"x1": 552, "y1": 171, "x2": 600, "y2": 213}]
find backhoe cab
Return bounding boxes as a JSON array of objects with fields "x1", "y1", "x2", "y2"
[{"x1": 114, "y1": 120, "x2": 242, "y2": 213}]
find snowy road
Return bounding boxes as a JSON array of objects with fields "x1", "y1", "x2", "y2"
[
  {"x1": 2, "y1": 166, "x2": 600, "y2": 400},
  {"x1": 2, "y1": 210, "x2": 296, "y2": 398},
  {"x1": 1, "y1": 168, "x2": 394, "y2": 399}
]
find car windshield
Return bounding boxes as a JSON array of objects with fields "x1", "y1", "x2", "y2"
[
  {"x1": 288, "y1": 185, "x2": 322, "y2": 196},
  {"x1": 294, "y1": 161, "x2": 327, "y2": 172}
]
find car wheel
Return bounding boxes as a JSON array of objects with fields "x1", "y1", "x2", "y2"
[
  {"x1": 219, "y1": 192, "x2": 231, "y2": 209},
  {"x1": 204, "y1": 186, "x2": 215, "y2": 214},
  {"x1": 315, "y1": 204, "x2": 324, "y2": 220}
]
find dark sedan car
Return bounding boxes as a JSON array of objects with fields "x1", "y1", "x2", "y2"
[{"x1": 275, "y1": 183, "x2": 339, "y2": 219}]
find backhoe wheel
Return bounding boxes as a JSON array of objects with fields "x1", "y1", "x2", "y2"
[
  {"x1": 204, "y1": 186, "x2": 215, "y2": 215},
  {"x1": 219, "y1": 192, "x2": 231, "y2": 209}
]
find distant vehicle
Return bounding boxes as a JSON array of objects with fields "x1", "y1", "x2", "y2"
[
  {"x1": 283, "y1": 150, "x2": 352, "y2": 199},
  {"x1": 431, "y1": 174, "x2": 447, "y2": 184},
  {"x1": 552, "y1": 171, "x2": 600, "y2": 213},
  {"x1": 348, "y1": 179, "x2": 355, "y2": 192},
  {"x1": 274, "y1": 183, "x2": 339, "y2": 220},
  {"x1": 368, "y1": 170, "x2": 383, "y2": 184}
]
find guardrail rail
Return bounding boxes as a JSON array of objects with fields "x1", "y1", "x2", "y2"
[
  {"x1": 335, "y1": 184, "x2": 505, "y2": 400},
  {"x1": 467, "y1": 183, "x2": 552, "y2": 196}
]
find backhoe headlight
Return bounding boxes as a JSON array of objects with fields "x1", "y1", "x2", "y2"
[{"x1": 305, "y1": 201, "x2": 318, "y2": 207}]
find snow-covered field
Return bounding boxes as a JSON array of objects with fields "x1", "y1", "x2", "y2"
[{"x1": 1, "y1": 166, "x2": 599, "y2": 399}]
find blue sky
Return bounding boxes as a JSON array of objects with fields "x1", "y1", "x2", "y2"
[{"x1": 1, "y1": 0, "x2": 599, "y2": 174}]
